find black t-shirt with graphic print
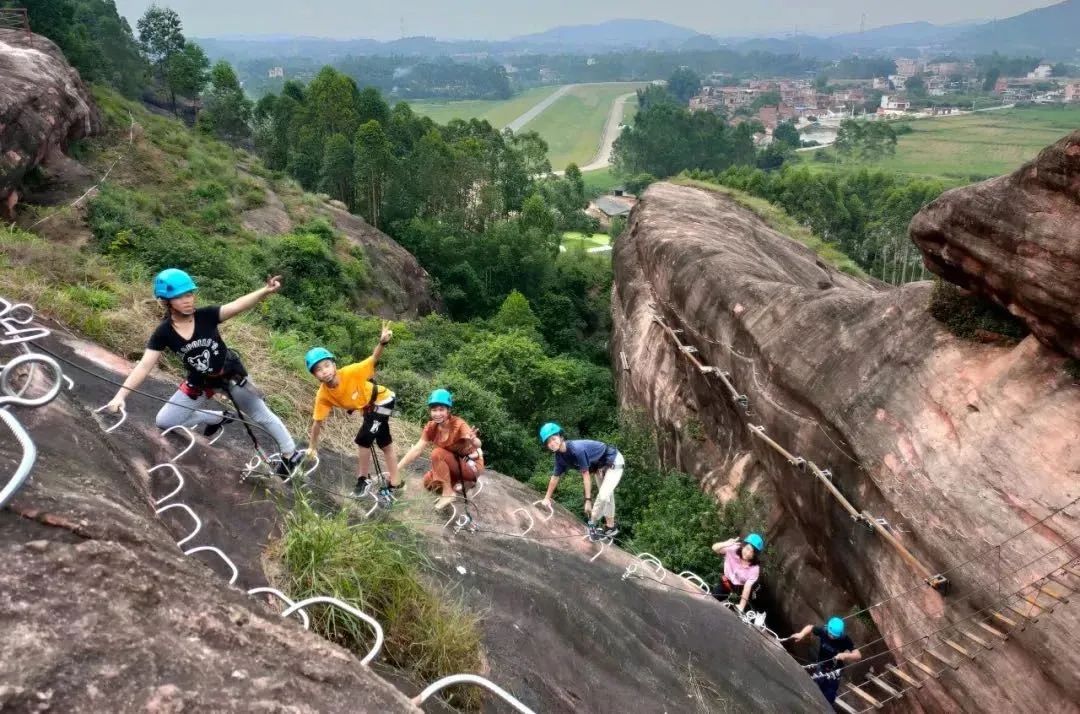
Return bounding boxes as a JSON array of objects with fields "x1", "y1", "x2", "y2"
[{"x1": 147, "y1": 306, "x2": 228, "y2": 383}]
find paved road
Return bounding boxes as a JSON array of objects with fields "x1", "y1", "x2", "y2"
[
  {"x1": 505, "y1": 84, "x2": 576, "y2": 132},
  {"x1": 579, "y1": 92, "x2": 635, "y2": 172}
]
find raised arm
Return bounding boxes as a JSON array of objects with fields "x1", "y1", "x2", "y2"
[
  {"x1": 370, "y1": 320, "x2": 393, "y2": 364},
  {"x1": 106, "y1": 350, "x2": 163, "y2": 410},
  {"x1": 219, "y1": 275, "x2": 282, "y2": 322},
  {"x1": 711, "y1": 538, "x2": 738, "y2": 555},
  {"x1": 792, "y1": 624, "x2": 814, "y2": 642}
]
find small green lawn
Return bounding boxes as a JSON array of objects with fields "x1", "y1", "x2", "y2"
[
  {"x1": 561, "y1": 232, "x2": 611, "y2": 252},
  {"x1": 582, "y1": 166, "x2": 623, "y2": 196}
]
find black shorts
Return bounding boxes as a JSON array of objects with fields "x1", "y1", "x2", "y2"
[{"x1": 353, "y1": 398, "x2": 395, "y2": 449}]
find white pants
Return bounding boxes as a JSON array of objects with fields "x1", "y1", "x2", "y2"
[{"x1": 590, "y1": 452, "x2": 624, "y2": 522}]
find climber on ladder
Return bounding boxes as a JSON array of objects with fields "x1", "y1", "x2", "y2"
[
  {"x1": 397, "y1": 389, "x2": 483, "y2": 511},
  {"x1": 538, "y1": 423, "x2": 622, "y2": 539},
  {"x1": 711, "y1": 533, "x2": 764, "y2": 612},
  {"x1": 103, "y1": 269, "x2": 304, "y2": 476},
  {"x1": 792, "y1": 617, "x2": 862, "y2": 708},
  {"x1": 304, "y1": 321, "x2": 401, "y2": 499}
]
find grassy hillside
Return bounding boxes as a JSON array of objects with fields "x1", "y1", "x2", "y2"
[
  {"x1": 5, "y1": 87, "x2": 421, "y2": 453},
  {"x1": 408, "y1": 85, "x2": 560, "y2": 127},
  {"x1": 802, "y1": 106, "x2": 1080, "y2": 182},
  {"x1": 523, "y1": 83, "x2": 646, "y2": 170}
]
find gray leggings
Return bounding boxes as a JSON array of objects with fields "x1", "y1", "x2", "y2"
[{"x1": 154, "y1": 379, "x2": 296, "y2": 455}]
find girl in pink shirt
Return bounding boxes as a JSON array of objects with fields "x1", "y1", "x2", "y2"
[{"x1": 711, "y1": 533, "x2": 763, "y2": 611}]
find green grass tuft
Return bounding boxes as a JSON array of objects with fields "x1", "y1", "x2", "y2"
[
  {"x1": 928, "y1": 279, "x2": 1029, "y2": 342},
  {"x1": 274, "y1": 495, "x2": 483, "y2": 707}
]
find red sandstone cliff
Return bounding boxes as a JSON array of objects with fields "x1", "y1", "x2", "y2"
[{"x1": 611, "y1": 179, "x2": 1080, "y2": 712}]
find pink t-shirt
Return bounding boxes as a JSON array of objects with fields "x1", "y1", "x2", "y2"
[{"x1": 723, "y1": 544, "x2": 760, "y2": 587}]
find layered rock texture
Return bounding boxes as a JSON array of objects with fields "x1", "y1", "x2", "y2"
[
  {"x1": 0, "y1": 30, "x2": 100, "y2": 217},
  {"x1": 2, "y1": 330, "x2": 826, "y2": 712},
  {"x1": 911, "y1": 130, "x2": 1080, "y2": 360},
  {"x1": 611, "y1": 181, "x2": 1080, "y2": 712}
]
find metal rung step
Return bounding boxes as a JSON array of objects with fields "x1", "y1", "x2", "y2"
[
  {"x1": 991, "y1": 610, "x2": 1019, "y2": 628},
  {"x1": 942, "y1": 638, "x2": 975, "y2": 659},
  {"x1": 959, "y1": 628, "x2": 993, "y2": 649},
  {"x1": 977, "y1": 621, "x2": 1009, "y2": 640},
  {"x1": 834, "y1": 697, "x2": 862, "y2": 714},
  {"x1": 925, "y1": 647, "x2": 962, "y2": 670},
  {"x1": 846, "y1": 683, "x2": 884, "y2": 709},
  {"x1": 867, "y1": 673, "x2": 902, "y2": 698},
  {"x1": 1021, "y1": 593, "x2": 1052, "y2": 612},
  {"x1": 1038, "y1": 584, "x2": 1070, "y2": 603},
  {"x1": 1007, "y1": 602, "x2": 1041, "y2": 622},
  {"x1": 905, "y1": 657, "x2": 939, "y2": 679},
  {"x1": 887, "y1": 664, "x2": 923, "y2": 689}
]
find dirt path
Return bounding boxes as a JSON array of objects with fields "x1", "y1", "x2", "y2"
[{"x1": 579, "y1": 92, "x2": 635, "y2": 172}]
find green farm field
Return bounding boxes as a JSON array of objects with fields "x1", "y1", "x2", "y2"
[
  {"x1": 523, "y1": 83, "x2": 645, "y2": 170},
  {"x1": 408, "y1": 85, "x2": 560, "y2": 128},
  {"x1": 803, "y1": 105, "x2": 1080, "y2": 182}
]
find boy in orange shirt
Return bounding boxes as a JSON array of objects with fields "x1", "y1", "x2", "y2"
[{"x1": 305, "y1": 322, "x2": 401, "y2": 497}]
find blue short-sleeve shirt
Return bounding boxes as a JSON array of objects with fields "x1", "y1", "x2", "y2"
[{"x1": 553, "y1": 439, "x2": 617, "y2": 477}]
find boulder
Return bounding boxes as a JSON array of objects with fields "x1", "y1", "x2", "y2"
[
  {"x1": 910, "y1": 130, "x2": 1080, "y2": 359},
  {"x1": 0, "y1": 29, "x2": 100, "y2": 218},
  {"x1": 611, "y1": 181, "x2": 1080, "y2": 713}
]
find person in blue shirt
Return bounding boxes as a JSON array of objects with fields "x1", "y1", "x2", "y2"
[
  {"x1": 538, "y1": 422, "x2": 623, "y2": 538},
  {"x1": 792, "y1": 616, "x2": 861, "y2": 706}
]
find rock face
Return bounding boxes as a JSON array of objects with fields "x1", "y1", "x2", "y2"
[
  {"x1": 0, "y1": 30, "x2": 100, "y2": 217},
  {"x1": 324, "y1": 204, "x2": 442, "y2": 318},
  {"x1": 0, "y1": 334, "x2": 419, "y2": 712},
  {"x1": 611, "y1": 181, "x2": 1080, "y2": 713},
  {"x1": 3, "y1": 328, "x2": 825, "y2": 712},
  {"x1": 910, "y1": 131, "x2": 1080, "y2": 359}
]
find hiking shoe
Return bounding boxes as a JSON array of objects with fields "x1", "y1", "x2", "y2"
[
  {"x1": 434, "y1": 495, "x2": 455, "y2": 510},
  {"x1": 275, "y1": 451, "x2": 305, "y2": 479},
  {"x1": 601, "y1": 525, "x2": 619, "y2": 539},
  {"x1": 351, "y1": 474, "x2": 371, "y2": 497},
  {"x1": 204, "y1": 411, "x2": 235, "y2": 439}
]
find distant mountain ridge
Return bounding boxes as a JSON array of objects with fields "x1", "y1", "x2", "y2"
[
  {"x1": 953, "y1": 0, "x2": 1079, "y2": 58},
  {"x1": 197, "y1": 3, "x2": 1078, "y2": 63},
  {"x1": 510, "y1": 18, "x2": 699, "y2": 49}
]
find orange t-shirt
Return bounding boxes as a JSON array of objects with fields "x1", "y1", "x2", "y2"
[
  {"x1": 311, "y1": 359, "x2": 393, "y2": 421},
  {"x1": 421, "y1": 415, "x2": 476, "y2": 456}
]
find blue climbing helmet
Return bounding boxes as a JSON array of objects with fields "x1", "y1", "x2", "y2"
[
  {"x1": 428, "y1": 388, "x2": 453, "y2": 408},
  {"x1": 745, "y1": 533, "x2": 765, "y2": 552},
  {"x1": 153, "y1": 268, "x2": 197, "y2": 299},
  {"x1": 827, "y1": 616, "x2": 845, "y2": 638},
  {"x1": 539, "y1": 422, "x2": 562, "y2": 445},
  {"x1": 305, "y1": 347, "x2": 335, "y2": 373}
]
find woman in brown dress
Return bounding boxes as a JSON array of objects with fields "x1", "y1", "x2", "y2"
[{"x1": 397, "y1": 388, "x2": 483, "y2": 509}]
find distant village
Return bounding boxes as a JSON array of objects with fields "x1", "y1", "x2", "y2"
[{"x1": 682, "y1": 59, "x2": 1080, "y2": 145}]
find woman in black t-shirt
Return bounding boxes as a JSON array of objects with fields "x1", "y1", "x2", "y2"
[{"x1": 104, "y1": 268, "x2": 303, "y2": 475}]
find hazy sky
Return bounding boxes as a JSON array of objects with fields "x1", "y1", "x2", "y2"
[{"x1": 113, "y1": 0, "x2": 1057, "y2": 40}]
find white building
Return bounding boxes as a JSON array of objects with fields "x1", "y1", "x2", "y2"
[
  {"x1": 1027, "y1": 64, "x2": 1053, "y2": 80},
  {"x1": 268, "y1": 66, "x2": 284, "y2": 79}
]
